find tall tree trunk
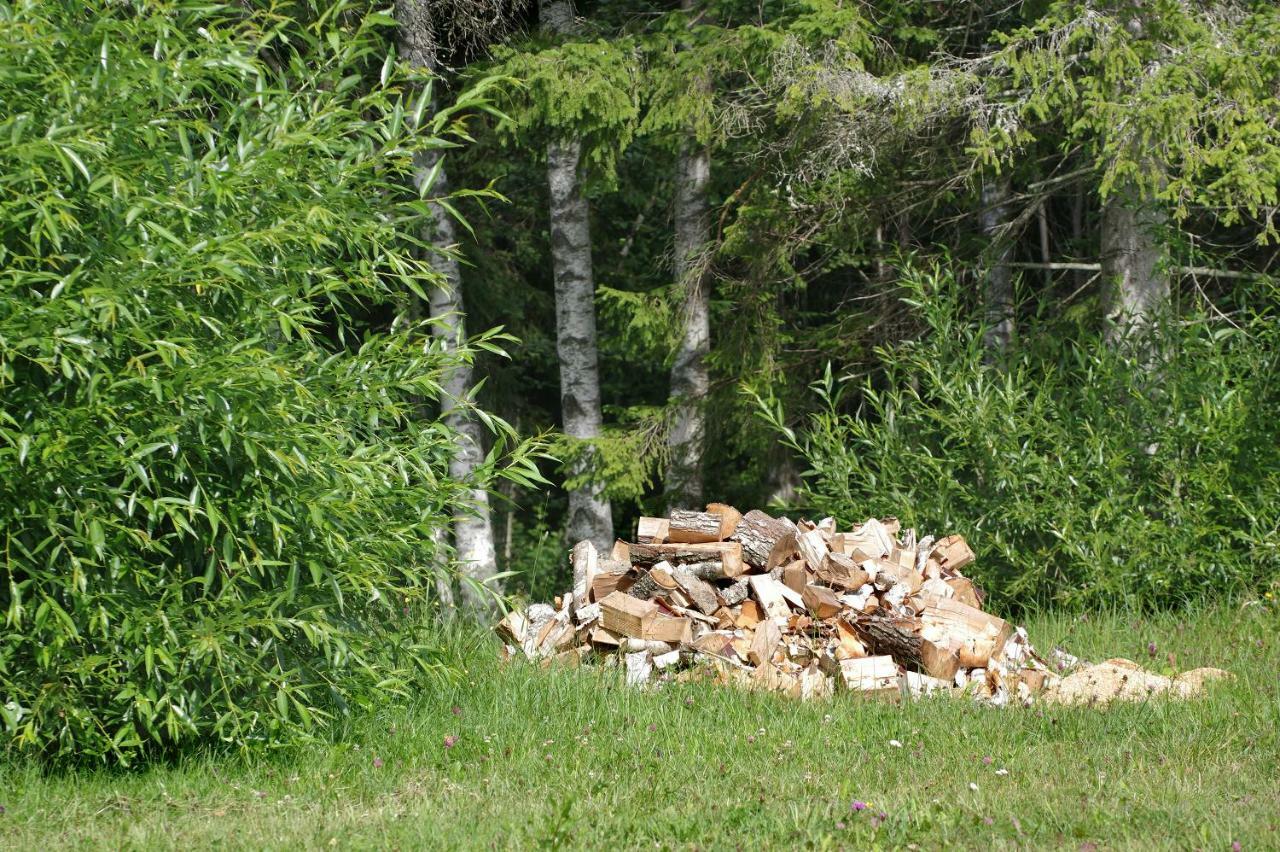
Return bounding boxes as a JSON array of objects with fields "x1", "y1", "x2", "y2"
[
  {"x1": 980, "y1": 174, "x2": 1014, "y2": 357},
  {"x1": 1101, "y1": 180, "x2": 1168, "y2": 344},
  {"x1": 664, "y1": 2, "x2": 712, "y2": 511},
  {"x1": 542, "y1": 0, "x2": 614, "y2": 551},
  {"x1": 397, "y1": 0, "x2": 499, "y2": 614}
]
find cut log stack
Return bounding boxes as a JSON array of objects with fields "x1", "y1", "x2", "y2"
[{"x1": 497, "y1": 505, "x2": 1065, "y2": 705}]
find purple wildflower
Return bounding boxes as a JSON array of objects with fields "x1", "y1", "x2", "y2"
[
  {"x1": 852, "y1": 801, "x2": 867, "y2": 812},
  {"x1": 443, "y1": 734, "x2": 458, "y2": 749},
  {"x1": 372, "y1": 756, "x2": 383, "y2": 769}
]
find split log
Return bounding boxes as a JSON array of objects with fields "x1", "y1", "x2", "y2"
[
  {"x1": 837, "y1": 518, "x2": 895, "y2": 558},
  {"x1": 918, "y1": 593, "x2": 1009, "y2": 667},
  {"x1": 945, "y1": 577, "x2": 982, "y2": 608},
  {"x1": 628, "y1": 541, "x2": 744, "y2": 578},
  {"x1": 834, "y1": 619, "x2": 868, "y2": 659},
  {"x1": 588, "y1": 625, "x2": 622, "y2": 647},
  {"x1": 748, "y1": 618, "x2": 782, "y2": 665},
  {"x1": 816, "y1": 552, "x2": 870, "y2": 590},
  {"x1": 782, "y1": 559, "x2": 809, "y2": 594},
  {"x1": 719, "y1": 577, "x2": 749, "y2": 607},
  {"x1": 837, "y1": 655, "x2": 900, "y2": 695},
  {"x1": 857, "y1": 615, "x2": 961, "y2": 681},
  {"x1": 672, "y1": 566, "x2": 720, "y2": 615},
  {"x1": 930, "y1": 535, "x2": 975, "y2": 572},
  {"x1": 600, "y1": 591, "x2": 693, "y2": 644},
  {"x1": 868, "y1": 559, "x2": 923, "y2": 594},
  {"x1": 796, "y1": 529, "x2": 829, "y2": 572},
  {"x1": 590, "y1": 570, "x2": 630, "y2": 602},
  {"x1": 729, "y1": 510, "x2": 798, "y2": 570},
  {"x1": 669, "y1": 508, "x2": 739, "y2": 543},
  {"x1": 610, "y1": 540, "x2": 630, "y2": 562},
  {"x1": 570, "y1": 540, "x2": 598, "y2": 613},
  {"x1": 636, "y1": 517, "x2": 669, "y2": 544},
  {"x1": 705, "y1": 503, "x2": 743, "y2": 537},
  {"x1": 802, "y1": 584, "x2": 841, "y2": 619},
  {"x1": 748, "y1": 574, "x2": 793, "y2": 621},
  {"x1": 668, "y1": 510, "x2": 726, "y2": 543}
]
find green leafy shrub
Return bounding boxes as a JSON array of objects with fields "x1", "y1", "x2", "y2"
[
  {"x1": 756, "y1": 266, "x2": 1280, "y2": 611},
  {"x1": 0, "y1": 1, "x2": 538, "y2": 763}
]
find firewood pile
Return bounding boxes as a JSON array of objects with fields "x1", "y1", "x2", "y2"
[{"x1": 496, "y1": 505, "x2": 1227, "y2": 705}]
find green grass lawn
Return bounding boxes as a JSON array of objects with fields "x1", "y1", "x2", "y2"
[{"x1": 3, "y1": 603, "x2": 1277, "y2": 850}]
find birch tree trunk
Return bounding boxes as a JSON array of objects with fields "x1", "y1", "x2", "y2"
[
  {"x1": 664, "y1": 139, "x2": 712, "y2": 510},
  {"x1": 397, "y1": 0, "x2": 499, "y2": 614},
  {"x1": 980, "y1": 174, "x2": 1014, "y2": 357},
  {"x1": 1101, "y1": 180, "x2": 1168, "y2": 345},
  {"x1": 542, "y1": 0, "x2": 614, "y2": 552}
]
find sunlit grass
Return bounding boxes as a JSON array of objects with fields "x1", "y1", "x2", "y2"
[{"x1": 3, "y1": 603, "x2": 1277, "y2": 849}]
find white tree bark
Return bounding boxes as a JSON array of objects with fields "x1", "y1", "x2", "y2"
[
  {"x1": 1101, "y1": 180, "x2": 1168, "y2": 344},
  {"x1": 546, "y1": 135, "x2": 614, "y2": 552},
  {"x1": 665, "y1": 140, "x2": 712, "y2": 509},
  {"x1": 540, "y1": 1, "x2": 612, "y2": 550},
  {"x1": 397, "y1": 0, "x2": 499, "y2": 614},
  {"x1": 980, "y1": 174, "x2": 1014, "y2": 356}
]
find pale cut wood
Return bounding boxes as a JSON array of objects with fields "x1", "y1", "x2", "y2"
[
  {"x1": 838, "y1": 655, "x2": 899, "y2": 694},
  {"x1": 667, "y1": 509, "x2": 727, "y2": 543},
  {"x1": 748, "y1": 574, "x2": 792, "y2": 622},
  {"x1": 839, "y1": 518, "x2": 895, "y2": 558},
  {"x1": 918, "y1": 593, "x2": 1010, "y2": 667},
  {"x1": 857, "y1": 615, "x2": 962, "y2": 681},
  {"x1": 610, "y1": 539, "x2": 631, "y2": 563},
  {"x1": 816, "y1": 552, "x2": 871, "y2": 590},
  {"x1": 628, "y1": 541, "x2": 744, "y2": 578},
  {"x1": 590, "y1": 570, "x2": 629, "y2": 602},
  {"x1": 705, "y1": 503, "x2": 742, "y2": 539},
  {"x1": 636, "y1": 516, "x2": 670, "y2": 544},
  {"x1": 869, "y1": 558, "x2": 923, "y2": 594},
  {"x1": 802, "y1": 584, "x2": 841, "y2": 619},
  {"x1": 496, "y1": 609, "x2": 528, "y2": 645},
  {"x1": 644, "y1": 614, "x2": 693, "y2": 644},
  {"x1": 672, "y1": 565, "x2": 719, "y2": 615},
  {"x1": 775, "y1": 580, "x2": 805, "y2": 610},
  {"x1": 930, "y1": 535, "x2": 975, "y2": 572},
  {"x1": 571, "y1": 539, "x2": 598, "y2": 614},
  {"x1": 588, "y1": 625, "x2": 622, "y2": 647},
  {"x1": 835, "y1": 619, "x2": 868, "y2": 659},
  {"x1": 782, "y1": 559, "x2": 808, "y2": 594},
  {"x1": 796, "y1": 528, "x2": 830, "y2": 572},
  {"x1": 890, "y1": 546, "x2": 917, "y2": 572},
  {"x1": 945, "y1": 576, "x2": 982, "y2": 608},
  {"x1": 736, "y1": 599, "x2": 762, "y2": 628},
  {"x1": 729, "y1": 509, "x2": 798, "y2": 569},
  {"x1": 748, "y1": 618, "x2": 782, "y2": 665},
  {"x1": 600, "y1": 591, "x2": 657, "y2": 638}
]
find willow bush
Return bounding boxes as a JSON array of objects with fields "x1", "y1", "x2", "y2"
[
  {"x1": 757, "y1": 266, "x2": 1280, "y2": 611},
  {"x1": 0, "y1": 1, "x2": 539, "y2": 764}
]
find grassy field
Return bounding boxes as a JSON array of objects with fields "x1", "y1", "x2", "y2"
[{"x1": 2, "y1": 603, "x2": 1277, "y2": 850}]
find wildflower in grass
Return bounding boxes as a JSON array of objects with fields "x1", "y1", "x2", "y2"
[
  {"x1": 451, "y1": 705, "x2": 463, "y2": 717},
  {"x1": 983, "y1": 817, "x2": 994, "y2": 826},
  {"x1": 443, "y1": 734, "x2": 458, "y2": 749},
  {"x1": 1148, "y1": 642, "x2": 1158, "y2": 657},
  {"x1": 835, "y1": 821, "x2": 846, "y2": 830},
  {"x1": 372, "y1": 757, "x2": 383, "y2": 769},
  {"x1": 982, "y1": 755, "x2": 993, "y2": 765},
  {"x1": 995, "y1": 768, "x2": 1009, "y2": 776},
  {"x1": 1231, "y1": 842, "x2": 1242, "y2": 851},
  {"x1": 969, "y1": 782, "x2": 979, "y2": 791},
  {"x1": 852, "y1": 801, "x2": 867, "y2": 811},
  {"x1": 889, "y1": 739, "x2": 903, "y2": 748}
]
